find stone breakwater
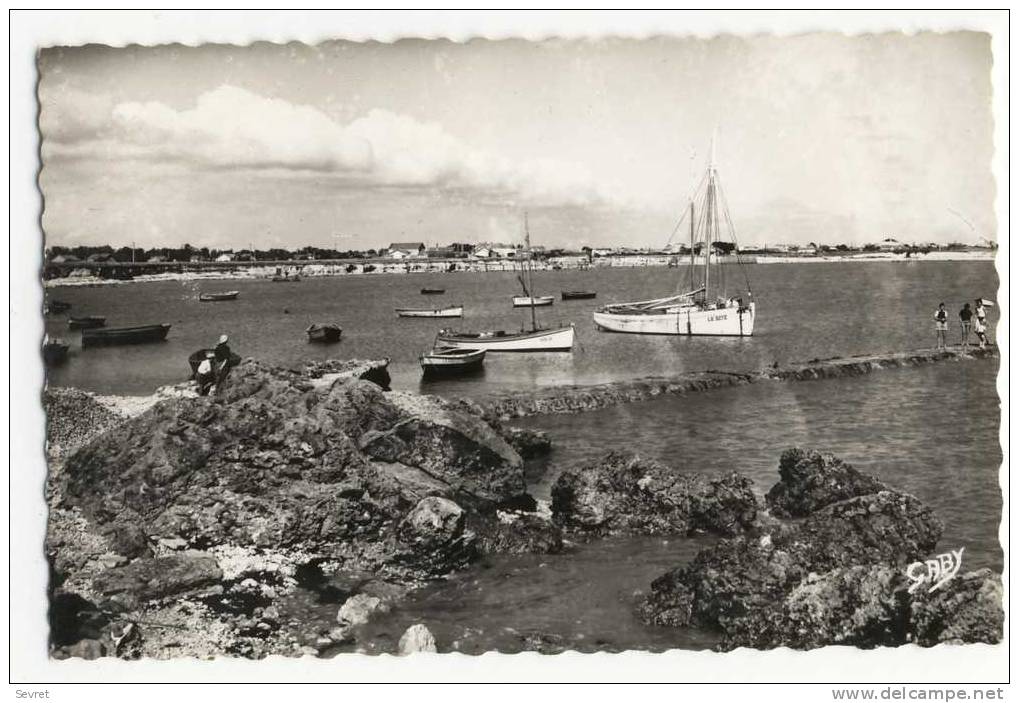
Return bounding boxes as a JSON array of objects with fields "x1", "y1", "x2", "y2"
[{"x1": 479, "y1": 346, "x2": 998, "y2": 419}]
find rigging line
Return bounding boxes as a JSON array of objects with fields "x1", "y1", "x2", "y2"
[
  {"x1": 715, "y1": 173, "x2": 753, "y2": 296},
  {"x1": 663, "y1": 170, "x2": 709, "y2": 249}
]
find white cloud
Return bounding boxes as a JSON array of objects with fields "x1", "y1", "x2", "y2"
[{"x1": 41, "y1": 84, "x2": 632, "y2": 209}]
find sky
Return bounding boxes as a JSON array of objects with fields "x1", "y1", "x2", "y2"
[{"x1": 38, "y1": 33, "x2": 995, "y2": 251}]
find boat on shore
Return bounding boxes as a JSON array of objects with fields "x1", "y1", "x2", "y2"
[
  {"x1": 199, "y1": 291, "x2": 240, "y2": 302},
  {"x1": 82, "y1": 323, "x2": 171, "y2": 347},
  {"x1": 396, "y1": 305, "x2": 464, "y2": 318},
  {"x1": 592, "y1": 137, "x2": 757, "y2": 337},
  {"x1": 512, "y1": 295, "x2": 554, "y2": 307},
  {"x1": 306, "y1": 323, "x2": 342, "y2": 343},
  {"x1": 67, "y1": 316, "x2": 106, "y2": 330},
  {"x1": 437, "y1": 213, "x2": 574, "y2": 352},
  {"x1": 420, "y1": 287, "x2": 446, "y2": 295},
  {"x1": 43, "y1": 339, "x2": 69, "y2": 366},
  {"x1": 562, "y1": 290, "x2": 597, "y2": 300},
  {"x1": 420, "y1": 347, "x2": 486, "y2": 376}
]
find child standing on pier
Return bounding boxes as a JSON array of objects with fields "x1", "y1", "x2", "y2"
[
  {"x1": 934, "y1": 303, "x2": 948, "y2": 350},
  {"x1": 959, "y1": 303, "x2": 973, "y2": 348}
]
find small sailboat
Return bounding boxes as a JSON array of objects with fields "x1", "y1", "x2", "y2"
[
  {"x1": 199, "y1": 290, "x2": 239, "y2": 302},
  {"x1": 435, "y1": 213, "x2": 575, "y2": 352},
  {"x1": 306, "y1": 324, "x2": 342, "y2": 343},
  {"x1": 593, "y1": 137, "x2": 756, "y2": 337},
  {"x1": 396, "y1": 305, "x2": 464, "y2": 318},
  {"x1": 419, "y1": 347, "x2": 486, "y2": 376}
]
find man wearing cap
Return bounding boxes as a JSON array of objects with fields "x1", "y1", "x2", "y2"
[{"x1": 213, "y1": 334, "x2": 234, "y2": 393}]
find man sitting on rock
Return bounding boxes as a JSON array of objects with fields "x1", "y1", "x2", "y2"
[{"x1": 213, "y1": 334, "x2": 236, "y2": 394}]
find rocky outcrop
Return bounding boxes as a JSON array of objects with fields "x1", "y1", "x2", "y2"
[
  {"x1": 91, "y1": 552, "x2": 223, "y2": 611},
  {"x1": 479, "y1": 347, "x2": 997, "y2": 420},
  {"x1": 499, "y1": 427, "x2": 553, "y2": 459},
  {"x1": 766, "y1": 448, "x2": 889, "y2": 517},
  {"x1": 551, "y1": 453, "x2": 758, "y2": 537},
  {"x1": 639, "y1": 491, "x2": 943, "y2": 630},
  {"x1": 398, "y1": 624, "x2": 438, "y2": 654},
  {"x1": 44, "y1": 387, "x2": 125, "y2": 459},
  {"x1": 468, "y1": 510, "x2": 564, "y2": 555}
]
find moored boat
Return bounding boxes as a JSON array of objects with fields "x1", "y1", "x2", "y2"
[
  {"x1": 272, "y1": 275, "x2": 301, "y2": 282},
  {"x1": 306, "y1": 323, "x2": 342, "y2": 343},
  {"x1": 82, "y1": 323, "x2": 171, "y2": 347},
  {"x1": 420, "y1": 347, "x2": 486, "y2": 376},
  {"x1": 67, "y1": 316, "x2": 106, "y2": 329},
  {"x1": 45, "y1": 300, "x2": 71, "y2": 314},
  {"x1": 435, "y1": 324, "x2": 575, "y2": 352},
  {"x1": 199, "y1": 291, "x2": 240, "y2": 302},
  {"x1": 562, "y1": 290, "x2": 597, "y2": 300},
  {"x1": 420, "y1": 287, "x2": 446, "y2": 295},
  {"x1": 43, "y1": 339, "x2": 69, "y2": 366},
  {"x1": 512, "y1": 295, "x2": 554, "y2": 307},
  {"x1": 396, "y1": 305, "x2": 464, "y2": 318},
  {"x1": 592, "y1": 137, "x2": 757, "y2": 337}
]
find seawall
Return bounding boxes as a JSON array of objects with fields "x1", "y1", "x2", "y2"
[{"x1": 479, "y1": 346, "x2": 998, "y2": 420}]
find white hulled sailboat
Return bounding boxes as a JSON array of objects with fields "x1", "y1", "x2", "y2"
[{"x1": 592, "y1": 140, "x2": 756, "y2": 337}]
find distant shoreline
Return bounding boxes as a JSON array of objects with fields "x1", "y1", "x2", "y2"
[{"x1": 43, "y1": 250, "x2": 997, "y2": 288}]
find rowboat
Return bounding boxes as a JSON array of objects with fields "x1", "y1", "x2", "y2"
[
  {"x1": 306, "y1": 323, "x2": 342, "y2": 343},
  {"x1": 43, "y1": 340, "x2": 69, "y2": 366},
  {"x1": 396, "y1": 305, "x2": 464, "y2": 319},
  {"x1": 67, "y1": 316, "x2": 106, "y2": 329},
  {"x1": 562, "y1": 290, "x2": 597, "y2": 300},
  {"x1": 512, "y1": 295, "x2": 554, "y2": 307},
  {"x1": 272, "y1": 275, "x2": 301, "y2": 282},
  {"x1": 420, "y1": 347, "x2": 486, "y2": 376},
  {"x1": 82, "y1": 323, "x2": 171, "y2": 348},
  {"x1": 421, "y1": 288, "x2": 446, "y2": 295},
  {"x1": 45, "y1": 300, "x2": 71, "y2": 314},
  {"x1": 435, "y1": 324, "x2": 575, "y2": 352},
  {"x1": 592, "y1": 136, "x2": 757, "y2": 337},
  {"x1": 199, "y1": 291, "x2": 239, "y2": 302}
]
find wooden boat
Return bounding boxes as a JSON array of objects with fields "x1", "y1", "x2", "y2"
[
  {"x1": 593, "y1": 137, "x2": 757, "y2": 337},
  {"x1": 67, "y1": 316, "x2": 106, "y2": 329},
  {"x1": 437, "y1": 213, "x2": 574, "y2": 352},
  {"x1": 420, "y1": 288, "x2": 446, "y2": 295},
  {"x1": 82, "y1": 323, "x2": 171, "y2": 347},
  {"x1": 306, "y1": 323, "x2": 342, "y2": 343},
  {"x1": 562, "y1": 290, "x2": 597, "y2": 300},
  {"x1": 199, "y1": 291, "x2": 239, "y2": 302},
  {"x1": 45, "y1": 300, "x2": 71, "y2": 314},
  {"x1": 420, "y1": 347, "x2": 486, "y2": 376},
  {"x1": 396, "y1": 305, "x2": 464, "y2": 319},
  {"x1": 43, "y1": 340, "x2": 69, "y2": 366},
  {"x1": 512, "y1": 295, "x2": 554, "y2": 307}
]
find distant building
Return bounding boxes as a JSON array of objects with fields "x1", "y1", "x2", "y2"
[
  {"x1": 215, "y1": 253, "x2": 234, "y2": 262},
  {"x1": 50, "y1": 254, "x2": 80, "y2": 264},
  {"x1": 492, "y1": 247, "x2": 518, "y2": 259},
  {"x1": 473, "y1": 247, "x2": 492, "y2": 259},
  {"x1": 427, "y1": 247, "x2": 456, "y2": 258},
  {"x1": 147, "y1": 255, "x2": 168, "y2": 263},
  {"x1": 878, "y1": 238, "x2": 903, "y2": 252},
  {"x1": 87, "y1": 252, "x2": 115, "y2": 263},
  {"x1": 450, "y1": 242, "x2": 475, "y2": 254},
  {"x1": 386, "y1": 242, "x2": 426, "y2": 258}
]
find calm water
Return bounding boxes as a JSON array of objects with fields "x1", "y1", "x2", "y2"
[
  {"x1": 44, "y1": 262, "x2": 1002, "y2": 653},
  {"x1": 45, "y1": 261, "x2": 998, "y2": 397}
]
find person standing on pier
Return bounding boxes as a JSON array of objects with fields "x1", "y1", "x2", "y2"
[
  {"x1": 934, "y1": 303, "x2": 948, "y2": 350},
  {"x1": 959, "y1": 303, "x2": 973, "y2": 348},
  {"x1": 975, "y1": 299, "x2": 990, "y2": 343}
]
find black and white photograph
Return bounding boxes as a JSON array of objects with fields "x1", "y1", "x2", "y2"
[{"x1": 9, "y1": 9, "x2": 1010, "y2": 691}]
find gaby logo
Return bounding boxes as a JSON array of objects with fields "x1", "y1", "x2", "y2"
[{"x1": 906, "y1": 548, "x2": 964, "y2": 594}]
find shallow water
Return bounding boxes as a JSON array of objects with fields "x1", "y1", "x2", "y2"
[{"x1": 44, "y1": 261, "x2": 998, "y2": 397}]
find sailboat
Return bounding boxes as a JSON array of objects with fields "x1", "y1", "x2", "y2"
[
  {"x1": 592, "y1": 139, "x2": 757, "y2": 337},
  {"x1": 435, "y1": 213, "x2": 575, "y2": 352}
]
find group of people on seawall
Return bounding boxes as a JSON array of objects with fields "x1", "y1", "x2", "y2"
[{"x1": 934, "y1": 298, "x2": 992, "y2": 351}]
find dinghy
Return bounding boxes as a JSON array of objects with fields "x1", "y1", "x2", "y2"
[
  {"x1": 562, "y1": 290, "x2": 597, "y2": 300},
  {"x1": 199, "y1": 291, "x2": 239, "y2": 302},
  {"x1": 512, "y1": 295, "x2": 554, "y2": 307},
  {"x1": 82, "y1": 324, "x2": 171, "y2": 347},
  {"x1": 420, "y1": 347, "x2": 486, "y2": 376},
  {"x1": 43, "y1": 339, "x2": 69, "y2": 366},
  {"x1": 67, "y1": 316, "x2": 106, "y2": 329},
  {"x1": 396, "y1": 305, "x2": 464, "y2": 318},
  {"x1": 420, "y1": 288, "x2": 446, "y2": 295},
  {"x1": 306, "y1": 323, "x2": 342, "y2": 343}
]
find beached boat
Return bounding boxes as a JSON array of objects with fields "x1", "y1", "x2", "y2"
[
  {"x1": 562, "y1": 290, "x2": 597, "y2": 300},
  {"x1": 45, "y1": 300, "x2": 71, "y2": 314},
  {"x1": 43, "y1": 339, "x2": 69, "y2": 366},
  {"x1": 272, "y1": 275, "x2": 301, "y2": 283},
  {"x1": 592, "y1": 138, "x2": 756, "y2": 337},
  {"x1": 512, "y1": 295, "x2": 555, "y2": 307},
  {"x1": 420, "y1": 288, "x2": 446, "y2": 295},
  {"x1": 67, "y1": 316, "x2": 106, "y2": 329},
  {"x1": 420, "y1": 347, "x2": 486, "y2": 376},
  {"x1": 396, "y1": 305, "x2": 464, "y2": 318},
  {"x1": 436, "y1": 213, "x2": 575, "y2": 352},
  {"x1": 82, "y1": 323, "x2": 171, "y2": 347},
  {"x1": 306, "y1": 323, "x2": 342, "y2": 343},
  {"x1": 199, "y1": 291, "x2": 239, "y2": 302}
]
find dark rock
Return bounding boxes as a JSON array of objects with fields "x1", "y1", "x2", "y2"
[
  {"x1": 518, "y1": 631, "x2": 570, "y2": 654},
  {"x1": 551, "y1": 452, "x2": 758, "y2": 537},
  {"x1": 469, "y1": 511, "x2": 564, "y2": 555},
  {"x1": 639, "y1": 491, "x2": 942, "y2": 630},
  {"x1": 390, "y1": 497, "x2": 477, "y2": 576},
  {"x1": 910, "y1": 568, "x2": 1004, "y2": 646},
  {"x1": 500, "y1": 427, "x2": 552, "y2": 459},
  {"x1": 92, "y1": 552, "x2": 223, "y2": 609},
  {"x1": 765, "y1": 448, "x2": 888, "y2": 517},
  {"x1": 101, "y1": 521, "x2": 152, "y2": 559}
]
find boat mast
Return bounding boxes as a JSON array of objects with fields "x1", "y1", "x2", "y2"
[
  {"x1": 689, "y1": 201, "x2": 696, "y2": 293},
  {"x1": 704, "y1": 142, "x2": 715, "y2": 298},
  {"x1": 524, "y1": 211, "x2": 538, "y2": 333}
]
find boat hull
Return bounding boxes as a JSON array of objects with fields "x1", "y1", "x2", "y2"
[
  {"x1": 512, "y1": 296, "x2": 555, "y2": 307},
  {"x1": 593, "y1": 302, "x2": 756, "y2": 336},
  {"x1": 199, "y1": 291, "x2": 239, "y2": 301},
  {"x1": 82, "y1": 324, "x2": 171, "y2": 347},
  {"x1": 306, "y1": 325, "x2": 342, "y2": 343},
  {"x1": 396, "y1": 306, "x2": 464, "y2": 318},
  {"x1": 43, "y1": 342, "x2": 69, "y2": 365},
  {"x1": 420, "y1": 288, "x2": 445, "y2": 295},
  {"x1": 435, "y1": 325, "x2": 574, "y2": 352},
  {"x1": 68, "y1": 316, "x2": 106, "y2": 329},
  {"x1": 562, "y1": 291, "x2": 597, "y2": 300},
  {"x1": 420, "y1": 348, "x2": 486, "y2": 375}
]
